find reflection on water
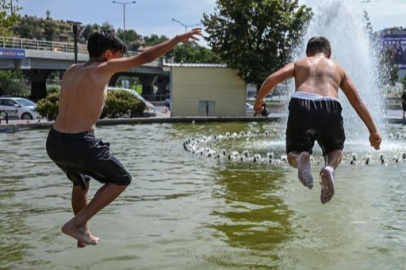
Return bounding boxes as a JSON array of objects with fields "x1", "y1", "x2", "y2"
[{"x1": 1, "y1": 123, "x2": 406, "y2": 269}]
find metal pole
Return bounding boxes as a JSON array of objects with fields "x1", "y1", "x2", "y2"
[
  {"x1": 123, "y1": 4, "x2": 126, "y2": 43},
  {"x1": 10, "y1": 0, "x2": 13, "y2": 16},
  {"x1": 73, "y1": 24, "x2": 78, "y2": 63},
  {"x1": 112, "y1": 1, "x2": 136, "y2": 44},
  {"x1": 172, "y1": 18, "x2": 201, "y2": 33}
]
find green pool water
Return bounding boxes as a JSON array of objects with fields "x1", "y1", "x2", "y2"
[{"x1": 1, "y1": 122, "x2": 406, "y2": 270}]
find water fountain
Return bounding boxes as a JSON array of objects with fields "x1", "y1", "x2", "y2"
[{"x1": 183, "y1": 0, "x2": 404, "y2": 168}]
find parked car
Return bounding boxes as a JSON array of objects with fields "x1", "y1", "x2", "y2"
[
  {"x1": 0, "y1": 97, "x2": 40, "y2": 119},
  {"x1": 246, "y1": 102, "x2": 255, "y2": 115},
  {"x1": 107, "y1": 87, "x2": 156, "y2": 117}
]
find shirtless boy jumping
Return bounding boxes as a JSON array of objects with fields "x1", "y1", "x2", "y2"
[
  {"x1": 254, "y1": 36, "x2": 382, "y2": 204},
  {"x1": 46, "y1": 29, "x2": 202, "y2": 247}
]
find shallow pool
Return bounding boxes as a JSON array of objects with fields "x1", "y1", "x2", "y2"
[{"x1": 1, "y1": 122, "x2": 406, "y2": 270}]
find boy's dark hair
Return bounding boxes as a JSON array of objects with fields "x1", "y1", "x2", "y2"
[
  {"x1": 306, "y1": 36, "x2": 331, "y2": 55},
  {"x1": 87, "y1": 30, "x2": 128, "y2": 58}
]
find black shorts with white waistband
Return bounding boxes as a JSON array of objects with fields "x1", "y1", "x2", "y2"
[
  {"x1": 286, "y1": 92, "x2": 346, "y2": 156},
  {"x1": 46, "y1": 128, "x2": 132, "y2": 189}
]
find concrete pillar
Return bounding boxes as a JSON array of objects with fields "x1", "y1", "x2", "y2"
[
  {"x1": 26, "y1": 70, "x2": 51, "y2": 100},
  {"x1": 139, "y1": 75, "x2": 158, "y2": 97},
  {"x1": 156, "y1": 77, "x2": 169, "y2": 98}
]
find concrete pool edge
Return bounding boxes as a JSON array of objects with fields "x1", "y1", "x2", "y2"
[
  {"x1": 0, "y1": 116, "x2": 284, "y2": 131},
  {"x1": 1, "y1": 116, "x2": 405, "y2": 132}
]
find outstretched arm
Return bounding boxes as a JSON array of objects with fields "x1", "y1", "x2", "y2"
[
  {"x1": 340, "y1": 71, "x2": 381, "y2": 150},
  {"x1": 254, "y1": 63, "x2": 294, "y2": 113},
  {"x1": 99, "y1": 28, "x2": 202, "y2": 74}
]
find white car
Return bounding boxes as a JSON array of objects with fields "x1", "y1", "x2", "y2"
[
  {"x1": 246, "y1": 102, "x2": 255, "y2": 115},
  {"x1": 0, "y1": 97, "x2": 40, "y2": 119},
  {"x1": 107, "y1": 87, "x2": 156, "y2": 116}
]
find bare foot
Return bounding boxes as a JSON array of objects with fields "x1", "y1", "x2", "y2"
[
  {"x1": 297, "y1": 152, "x2": 313, "y2": 189},
  {"x1": 62, "y1": 220, "x2": 98, "y2": 246},
  {"x1": 77, "y1": 226, "x2": 100, "y2": 248},
  {"x1": 320, "y1": 166, "x2": 335, "y2": 204},
  {"x1": 78, "y1": 234, "x2": 100, "y2": 248}
]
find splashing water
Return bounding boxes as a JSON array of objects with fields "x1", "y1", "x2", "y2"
[{"x1": 296, "y1": 0, "x2": 386, "y2": 146}]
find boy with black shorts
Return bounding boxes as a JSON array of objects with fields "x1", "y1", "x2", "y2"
[
  {"x1": 254, "y1": 36, "x2": 382, "y2": 204},
  {"x1": 46, "y1": 29, "x2": 201, "y2": 247}
]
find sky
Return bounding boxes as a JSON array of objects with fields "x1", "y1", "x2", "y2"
[{"x1": 17, "y1": 0, "x2": 406, "y2": 46}]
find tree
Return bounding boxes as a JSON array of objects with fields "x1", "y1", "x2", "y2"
[
  {"x1": 379, "y1": 48, "x2": 399, "y2": 86},
  {"x1": 46, "y1": 9, "x2": 51, "y2": 20},
  {"x1": 117, "y1": 29, "x2": 141, "y2": 42},
  {"x1": 117, "y1": 29, "x2": 142, "y2": 49},
  {"x1": 172, "y1": 43, "x2": 222, "y2": 63},
  {"x1": 81, "y1": 24, "x2": 95, "y2": 40},
  {"x1": 202, "y1": 0, "x2": 312, "y2": 91},
  {"x1": 0, "y1": 71, "x2": 29, "y2": 96},
  {"x1": 44, "y1": 20, "x2": 57, "y2": 40},
  {"x1": 0, "y1": 0, "x2": 21, "y2": 36},
  {"x1": 101, "y1": 21, "x2": 114, "y2": 31},
  {"x1": 143, "y1": 34, "x2": 169, "y2": 46}
]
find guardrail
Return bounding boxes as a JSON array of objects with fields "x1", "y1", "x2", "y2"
[
  {"x1": 0, "y1": 109, "x2": 18, "y2": 124},
  {"x1": 0, "y1": 36, "x2": 138, "y2": 56},
  {"x1": 0, "y1": 36, "x2": 88, "y2": 54}
]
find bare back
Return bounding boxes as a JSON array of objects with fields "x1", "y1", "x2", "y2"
[
  {"x1": 294, "y1": 55, "x2": 344, "y2": 98},
  {"x1": 53, "y1": 62, "x2": 111, "y2": 133}
]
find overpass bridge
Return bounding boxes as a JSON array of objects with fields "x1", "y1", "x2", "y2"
[{"x1": 0, "y1": 37, "x2": 169, "y2": 100}]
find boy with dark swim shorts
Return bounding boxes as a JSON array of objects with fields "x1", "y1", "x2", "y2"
[
  {"x1": 254, "y1": 36, "x2": 382, "y2": 204},
  {"x1": 46, "y1": 28, "x2": 202, "y2": 247}
]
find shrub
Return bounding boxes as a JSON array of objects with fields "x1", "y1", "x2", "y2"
[
  {"x1": 101, "y1": 90, "x2": 146, "y2": 118},
  {"x1": 47, "y1": 84, "x2": 60, "y2": 94},
  {"x1": 36, "y1": 90, "x2": 146, "y2": 120},
  {"x1": 36, "y1": 92, "x2": 59, "y2": 120}
]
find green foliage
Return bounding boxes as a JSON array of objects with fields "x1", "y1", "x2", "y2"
[
  {"x1": 202, "y1": 0, "x2": 313, "y2": 89},
  {"x1": 172, "y1": 43, "x2": 222, "y2": 63},
  {"x1": 36, "y1": 92, "x2": 59, "y2": 120},
  {"x1": 44, "y1": 20, "x2": 57, "y2": 40},
  {"x1": 36, "y1": 90, "x2": 146, "y2": 120},
  {"x1": 101, "y1": 22, "x2": 114, "y2": 31},
  {"x1": 47, "y1": 84, "x2": 60, "y2": 94},
  {"x1": 101, "y1": 90, "x2": 146, "y2": 118},
  {"x1": 402, "y1": 73, "x2": 406, "y2": 90},
  {"x1": 117, "y1": 29, "x2": 142, "y2": 50},
  {"x1": 14, "y1": 15, "x2": 69, "y2": 41},
  {"x1": 379, "y1": 49, "x2": 399, "y2": 86},
  {"x1": 143, "y1": 34, "x2": 169, "y2": 46},
  {"x1": 0, "y1": 0, "x2": 21, "y2": 36},
  {"x1": 0, "y1": 70, "x2": 29, "y2": 96}
]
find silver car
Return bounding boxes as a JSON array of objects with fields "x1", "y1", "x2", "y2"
[{"x1": 0, "y1": 97, "x2": 40, "y2": 119}]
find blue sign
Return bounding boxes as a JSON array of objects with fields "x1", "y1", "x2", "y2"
[
  {"x1": 0, "y1": 48, "x2": 25, "y2": 59},
  {"x1": 380, "y1": 35, "x2": 406, "y2": 69}
]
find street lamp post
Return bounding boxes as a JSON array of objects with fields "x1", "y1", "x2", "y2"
[
  {"x1": 171, "y1": 18, "x2": 201, "y2": 33},
  {"x1": 67, "y1": 20, "x2": 82, "y2": 63},
  {"x1": 112, "y1": 1, "x2": 136, "y2": 43}
]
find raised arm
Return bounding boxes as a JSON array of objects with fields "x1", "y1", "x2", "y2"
[
  {"x1": 99, "y1": 28, "x2": 202, "y2": 74},
  {"x1": 340, "y1": 71, "x2": 381, "y2": 149},
  {"x1": 254, "y1": 63, "x2": 295, "y2": 112}
]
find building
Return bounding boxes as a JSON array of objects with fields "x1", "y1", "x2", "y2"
[
  {"x1": 165, "y1": 63, "x2": 246, "y2": 117},
  {"x1": 379, "y1": 27, "x2": 406, "y2": 80}
]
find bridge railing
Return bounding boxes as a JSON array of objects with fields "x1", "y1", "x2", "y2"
[
  {"x1": 0, "y1": 36, "x2": 88, "y2": 54},
  {"x1": 0, "y1": 36, "x2": 138, "y2": 56}
]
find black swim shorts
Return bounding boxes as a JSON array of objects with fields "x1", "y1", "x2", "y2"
[
  {"x1": 46, "y1": 127, "x2": 132, "y2": 189},
  {"x1": 286, "y1": 92, "x2": 346, "y2": 156}
]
